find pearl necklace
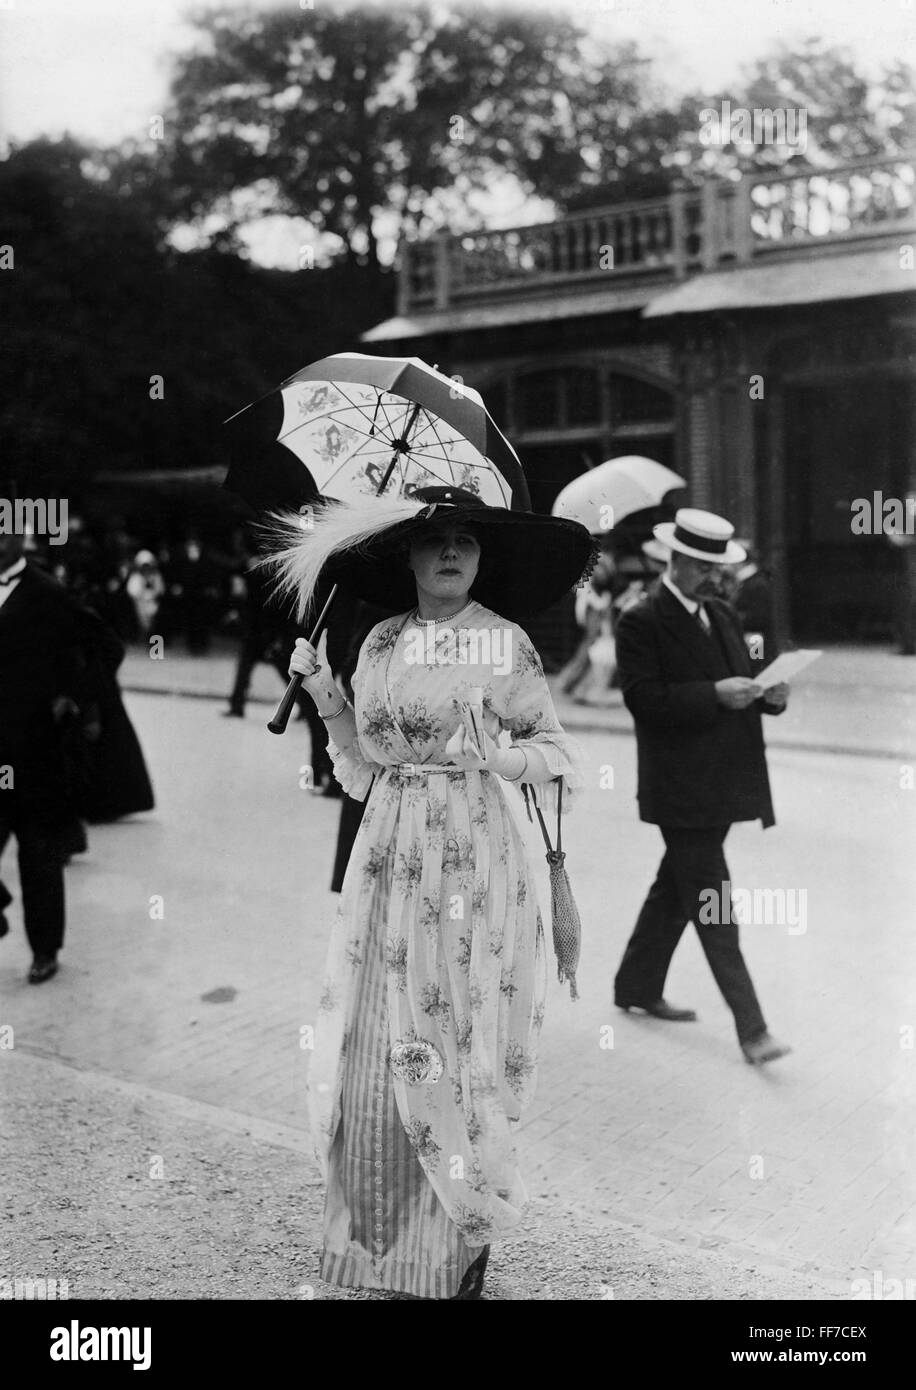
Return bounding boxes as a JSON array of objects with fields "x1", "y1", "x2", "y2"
[{"x1": 410, "y1": 600, "x2": 474, "y2": 627}]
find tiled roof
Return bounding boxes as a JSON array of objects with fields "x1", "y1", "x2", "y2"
[
  {"x1": 361, "y1": 280, "x2": 660, "y2": 342},
  {"x1": 362, "y1": 242, "x2": 915, "y2": 343}
]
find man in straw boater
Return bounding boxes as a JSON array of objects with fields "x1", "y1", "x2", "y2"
[
  {"x1": 266, "y1": 484, "x2": 592, "y2": 1299},
  {"x1": 612, "y1": 508, "x2": 792, "y2": 1065}
]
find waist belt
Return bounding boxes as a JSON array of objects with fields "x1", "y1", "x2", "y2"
[{"x1": 392, "y1": 762, "x2": 482, "y2": 776}]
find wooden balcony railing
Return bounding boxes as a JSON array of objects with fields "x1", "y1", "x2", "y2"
[{"x1": 397, "y1": 152, "x2": 916, "y2": 314}]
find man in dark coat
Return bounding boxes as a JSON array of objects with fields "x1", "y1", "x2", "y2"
[
  {"x1": 0, "y1": 528, "x2": 120, "y2": 982},
  {"x1": 224, "y1": 561, "x2": 336, "y2": 793},
  {"x1": 612, "y1": 509, "x2": 792, "y2": 1065}
]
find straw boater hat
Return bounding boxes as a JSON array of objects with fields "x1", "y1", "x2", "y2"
[
  {"x1": 264, "y1": 485, "x2": 597, "y2": 624},
  {"x1": 641, "y1": 537, "x2": 670, "y2": 565},
  {"x1": 653, "y1": 508, "x2": 746, "y2": 565}
]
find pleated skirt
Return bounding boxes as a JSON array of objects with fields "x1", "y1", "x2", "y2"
[{"x1": 319, "y1": 858, "x2": 476, "y2": 1299}]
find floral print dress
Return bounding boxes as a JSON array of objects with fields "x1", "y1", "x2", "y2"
[{"x1": 311, "y1": 598, "x2": 584, "y2": 1297}]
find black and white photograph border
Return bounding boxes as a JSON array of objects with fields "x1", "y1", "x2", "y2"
[{"x1": 1, "y1": 0, "x2": 914, "y2": 1344}]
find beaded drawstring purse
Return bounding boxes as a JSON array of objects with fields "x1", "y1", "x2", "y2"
[{"x1": 521, "y1": 779, "x2": 582, "y2": 1000}]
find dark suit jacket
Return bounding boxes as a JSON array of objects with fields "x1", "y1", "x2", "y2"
[
  {"x1": 0, "y1": 564, "x2": 122, "y2": 819},
  {"x1": 614, "y1": 581, "x2": 783, "y2": 829},
  {"x1": 241, "y1": 566, "x2": 355, "y2": 676}
]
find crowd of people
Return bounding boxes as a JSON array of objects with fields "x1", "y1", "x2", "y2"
[
  {"x1": 19, "y1": 511, "x2": 375, "y2": 810},
  {"x1": 26, "y1": 515, "x2": 253, "y2": 652}
]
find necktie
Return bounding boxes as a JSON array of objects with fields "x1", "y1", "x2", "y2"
[{"x1": 695, "y1": 604, "x2": 710, "y2": 633}]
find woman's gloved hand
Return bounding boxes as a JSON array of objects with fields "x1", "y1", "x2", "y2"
[
  {"x1": 288, "y1": 637, "x2": 325, "y2": 695},
  {"x1": 445, "y1": 722, "x2": 515, "y2": 777}
]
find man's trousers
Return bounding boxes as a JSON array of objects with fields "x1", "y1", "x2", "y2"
[
  {"x1": 0, "y1": 795, "x2": 66, "y2": 958},
  {"x1": 614, "y1": 825, "x2": 767, "y2": 1044}
]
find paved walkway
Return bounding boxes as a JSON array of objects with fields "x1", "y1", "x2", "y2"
[
  {"x1": 1, "y1": 1047, "x2": 835, "y2": 1300},
  {"x1": 119, "y1": 639, "x2": 916, "y2": 760},
  {"x1": 2, "y1": 657, "x2": 914, "y2": 1296}
]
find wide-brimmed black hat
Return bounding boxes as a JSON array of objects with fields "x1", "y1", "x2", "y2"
[{"x1": 318, "y1": 486, "x2": 597, "y2": 621}]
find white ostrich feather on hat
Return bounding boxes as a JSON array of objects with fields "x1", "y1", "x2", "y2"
[{"x1": 259, "y1": 493, "x2": 427, "y2": 622}]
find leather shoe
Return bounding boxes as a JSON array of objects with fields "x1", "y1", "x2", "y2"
[
  {"x1": 617, "y1": 998, "x2": 697, "y2": 1022},
  {"x1": 742, "y1": 1032, "x2": 792, "y2": 1065},
  {"x1": 28, "y1": 955, "x2": 59, "y2": 984},
  {"x1": 451, "y1": 1246, "x2": 489, "y2": 1300}
]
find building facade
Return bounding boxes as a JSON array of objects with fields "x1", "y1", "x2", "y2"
[{"x1": 363, "y1": 152, "x2": 916, "y2": 651}]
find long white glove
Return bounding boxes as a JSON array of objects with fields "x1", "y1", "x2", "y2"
[{"x1": 444, "y1": 724, "x2": 555, "y2": 784}]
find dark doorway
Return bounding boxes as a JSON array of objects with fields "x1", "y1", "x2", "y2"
[
  {"x1": 784, "y1": 376, "x2": 914, "y2": 641},
  {"x1": 515, "y1": 439, "x2": 605, "y2": 515}
]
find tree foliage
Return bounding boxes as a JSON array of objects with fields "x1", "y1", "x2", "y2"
[
  {"x1": 0, "y1": 138, "x2": 392, "y2": 492},
  {"x1": 568, "y1": 38, "x2": 916, "y2": 207},
  {"x1": 124, "y1": 5, "x2": 915, "y2": 250},
  {"x1": 137, "y1": 2, "x2": 667, "y2": 262}
]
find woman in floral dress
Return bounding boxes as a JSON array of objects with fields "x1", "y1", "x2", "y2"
[{"x1": 272, "y1": 485, "x2": 592, "y2": 1299}]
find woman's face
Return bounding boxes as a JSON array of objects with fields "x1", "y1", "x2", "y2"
[{"x1": 407, "y1": 522, "x2": 482, "y2": 604}]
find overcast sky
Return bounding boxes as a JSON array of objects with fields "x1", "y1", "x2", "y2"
[{"x1": 1, "y1": 0, "x2": 913, "y2": 148}]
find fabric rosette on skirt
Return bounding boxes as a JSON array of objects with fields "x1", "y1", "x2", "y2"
[{"x1": 389, "y1": 1038, "x2": 445, "y2": 1086}]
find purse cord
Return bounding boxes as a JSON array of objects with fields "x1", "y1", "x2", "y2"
[{"x1": 522, "y1": 778, "x2": 563, "y2": 855}]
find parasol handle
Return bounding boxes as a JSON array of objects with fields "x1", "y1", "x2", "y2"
[{"x1": 267, "y1": 583, "x2": 340, "y2": 735}]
